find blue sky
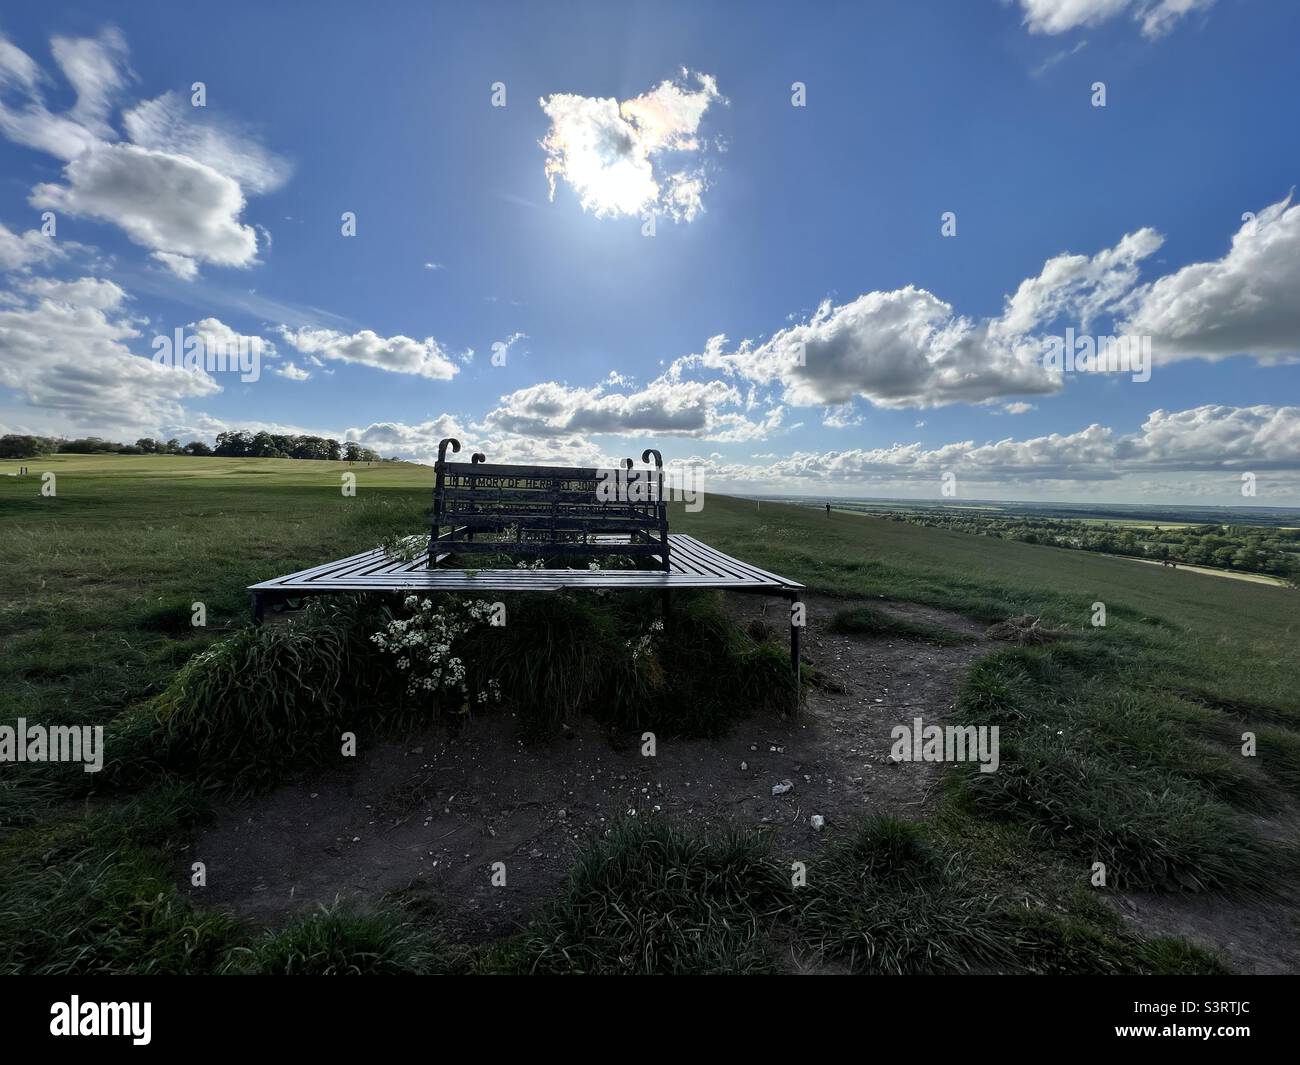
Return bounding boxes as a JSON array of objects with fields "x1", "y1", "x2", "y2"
[{"x1": 0, "y1": 0, "x2": 1297, "y2": 504}]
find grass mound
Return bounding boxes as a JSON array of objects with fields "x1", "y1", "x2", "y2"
[
  {"x1": 103, "y1": 590, "x2": 795, "y2": 795},
  {"x1": 830, "y1": 603, "x2": 970, "y2": 644},
  {"x1": 461, "y1": 590, "x2": 797, "y2": 737},
  {"x1": 223, "y1": 902, "x2": 465, "y2": 975},
  {"x1": 106, "y1": 596, "x2": 408, "y2": 795},
  {"x1": 1002, "y1": 894, "x2": 1228, "y2": 975},
  {"x1": 794, "y1": 816, "x2": 1012, "y2": 973},
  {"x1": 511, "y1": 816, "x2": 793, "y2": 974},
  {"x1": 0, "y1": 788, "x2": 244, "y2": 975},
  {"x1": 502, "y1": 813, "x2": 1222, "y2": 976},
  {"x1": 953, "y1": 642, "x2": 1297, "y2": 894}
]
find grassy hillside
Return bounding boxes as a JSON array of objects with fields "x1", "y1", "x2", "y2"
[
  {"x1": 2, "y1": 455, "x2": 1297, "y2": 973},
  {"x1": 680, "y1": 496, "x2": 1299, "y2": 709},
  {"x1": 680, "y1": 495, "x2": 1295, "y2": 654}
]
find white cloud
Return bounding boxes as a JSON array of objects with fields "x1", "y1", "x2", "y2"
[
  {"x1": 664, "y1": 203, "x2": 1293, "y2": 413},
  {"x1": 676, "y1": 403, "x2": 1300, "y2": 490},
  {"x1": 277, "y1": 325, "x2": 461, "y2": 380},
  {"x1": 187, "y1": 315, "x2": 271, "y2": 355},
  {"x1": 1031, "y1": 39, "x2": 1089, "y2": 77},
  {"x1": 823, "y1": 406, "x2": 863, "y2": 428},
  {"x1": 340, "y1": 416, "x2": 627, "y2": 468},
  {"x1": 22, "y1": 275, "x2": 126, "y2": 309},
  {"x1": 1016, "y1": 0, "x2": 1214, "y2": 38},
  {"x1": 0, "y1": 220, "x2": 64, "y2": 271},
  {"x1": 688, "y1": 287, "x2": 1059, "y2": 409},
  {"x1": 0, "y1": 30, "x2": 285, "y2": 277},
  {"x1": 0, "y1": 275, "x2": 220, "y2": 430},
  {"x1": 1135, "y1": 0, "x2": 1215, "y2": 37},
  {"x1": 31, "y1": 143, "x2": 260, "y2": 270},
  {"x1": 482, "y1": 374, "x2": 779, "y2": 441},
  {"x1": 49, "y1": 28, "x2": 131, "y2": 137},
  {"x1": 539, "y1": 71, "x2": 723, "y2": 222},
  {"x1": 1124, "y1": 405, "x2": 1300, "y2": 471},
  {"x1": 152, "y1": 251, "x2": 198, "y2": 280},
  {"x1": 1121, "y1": 193, "x2": 1300, "y2": 363},
  {"x1": 0, "y1": 35, "x2": 42, "y2": 94},
  {"x1": 996, "y1": 227, "x2": 1162, "y2": 336},
  {"x1": 122, "y1": 91, "x2": 291, "y2": 196},
  {"x1": 0, "y1": 31, "x2": 108, "y2": 159},
  {"x1": 274, "y1": 361, "x2": 310, "y2": 382},
  {"x1": 343, "y1": 415, "x2": 466, "y2": 455}
]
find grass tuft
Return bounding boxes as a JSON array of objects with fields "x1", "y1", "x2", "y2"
[
  {"x1": 461, "y1": 590, "x2": 797, "y2": 737},
  {"x1": 105, "y1": 597, "x2": 408, "y2": 795},
  {"x1": 512, "y1": 816, "x2": 793, "y2": 974},
  {"x1": 794, "y1": 816, "x2": 1013, "y2": 973},
  {"x1": 953, "y1": 645, "x2": 1297, "y2": 894},
  {"x1": 0, "y1": 787, "x2": 244, "y2": 975},
  {"x1": 223, "y1": 902, "x2": 465, "y2": 975}
]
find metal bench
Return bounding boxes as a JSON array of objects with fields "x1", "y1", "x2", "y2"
[
  {"x1": 430, "y1": 438, "x2": 670, "y2": 570},
  {"x1": 249, "y1": 439, "x2": 805, "y2": 681}
]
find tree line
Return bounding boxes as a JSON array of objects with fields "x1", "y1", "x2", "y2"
[{"x1": 0, "y1": 431, "x2": 391, "y2": 463}]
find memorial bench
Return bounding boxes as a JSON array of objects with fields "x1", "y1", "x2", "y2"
[
  {"x1": 429, "y1": 438, "x2": 671, "y2": 570},
  {"x1": 249, "y1": 439, "x2": 805, "y2": 679}
]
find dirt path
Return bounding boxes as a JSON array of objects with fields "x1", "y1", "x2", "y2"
[
  {"x1": 186, "y1": 593, "x2": 988, "y2": 941},
  {"x1": 1116, "y1": 554, "x2": 1288, "y2": 587},
  {"x1": 1111, "y1": 800, "x2": 1300, "y2": 975}
]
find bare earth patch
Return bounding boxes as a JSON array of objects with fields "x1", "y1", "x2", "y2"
[
  {"x1": 1111, "y1": 804, "x2": 1300, "y2": 975},
  {"x1": 185, "y1": 593, "x2": 987, "y2": 941}
]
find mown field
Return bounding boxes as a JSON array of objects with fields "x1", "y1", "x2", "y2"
[{"x1": 2, "y1": 454, "x2": 1298, "y2": 974}]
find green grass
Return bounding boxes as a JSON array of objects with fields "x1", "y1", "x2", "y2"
[
  {"x1": 830, "y1": 603, "x2": 970, "y2": 644},
  {"x1": 460, "y1": 589, "x2": 796, "y2": 736},
  {"x1": 3, "y1": 455, "x2": 1297, "y2": 973},
  {"x1": 793, "y1": 816, "x2": 1012, "y2": 973},
  {"x1": 510, "y1": 817, "x2": 794, "y2": 974},
  {"x1": 0, "y1": 787, "x2": 245, "y2": 975},
  {"x1": 106, "y1": 595, "x2": 413, "y2": 795},
  {"x1": 223, "y1": 903, "x2": 467, "y2": 975},
  {"x1": 499, "y1": 814, "x2": 1230, "y2": 975}
]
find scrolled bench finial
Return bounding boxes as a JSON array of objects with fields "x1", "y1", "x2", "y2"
[
  {"x1": 642, "y1": 448, "x2": 663, "y2": 468},
  {"x1": 623, "y1": 457, "x2": 634, "y2": 470},
  {"x1": 472, "y1": 453, "x2": 486, "y2": 464},
  {"x1": 437, "y1": 438, "x2": 461, "y2": 464}
]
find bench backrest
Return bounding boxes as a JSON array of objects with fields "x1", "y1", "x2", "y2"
[{"x1": 430, "y1": 439, "x2": 669, "y2": 569}]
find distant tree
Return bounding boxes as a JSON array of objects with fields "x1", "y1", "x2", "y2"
[
  {"x1": 60, "y1": 437, "x2": 120, "y2": 454},
  {"x1": 183, "y1": 441, "x2": 212, "y2": 456},
  {"x1": 0, "y1": 434, "x2": 55, "y2": 458},
  {"x1": 214, "y1": 431, "x2": 253, "y2": 457}
]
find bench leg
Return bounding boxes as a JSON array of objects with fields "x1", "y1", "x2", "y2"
[
  {"x1": 789, "y1": 593, "x2": 803, "y2": 712},
  {"x1": 251, "y1": 591, "x2": 266, "y2": 626}
]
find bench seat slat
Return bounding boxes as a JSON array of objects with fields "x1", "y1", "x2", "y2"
[{"x1": 250, "y1": 537, "x2": 802, "y2": 593}]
